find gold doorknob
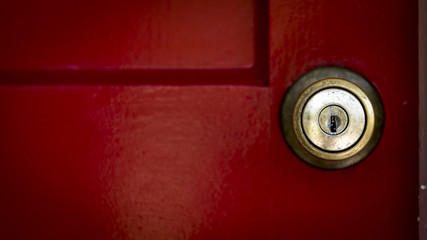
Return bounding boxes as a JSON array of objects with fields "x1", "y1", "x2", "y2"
[{"x1": 281, "y1": 67, "x2": 384, "y2": 169}]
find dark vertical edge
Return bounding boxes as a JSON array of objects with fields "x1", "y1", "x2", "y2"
[
  {"x1": 419, "y1": 0, "x2": 427, "y2": 239},
  {"x1": 253, "y1": 0, "x2": 269, "y2": 86}
]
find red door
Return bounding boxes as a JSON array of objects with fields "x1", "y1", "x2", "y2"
[{"x1": 0, "y1": 0, "x2": 419, "y2": 239}]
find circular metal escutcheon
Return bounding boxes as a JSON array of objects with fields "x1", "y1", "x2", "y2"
[{"x1": 281, "y1": 67, "x2": 384, "y2": 169}]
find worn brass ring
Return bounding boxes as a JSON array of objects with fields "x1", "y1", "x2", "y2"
[{"x1": 281, "y1": 67, "x2": 384, "y2": 169}]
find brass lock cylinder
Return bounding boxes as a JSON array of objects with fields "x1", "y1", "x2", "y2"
[{"x1": 281, "y1": 67, "x2": 384, "y2": 169}]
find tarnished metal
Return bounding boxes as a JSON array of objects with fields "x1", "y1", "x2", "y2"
[
  {"x1": 302, "y1": 88, "x2": 365, "y2": 152},
  {"x1": 281, "y1": 67, "x2": 384, "y2": 169}
]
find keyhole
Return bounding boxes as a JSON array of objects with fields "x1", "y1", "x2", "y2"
[
  {"x1": 318, "y1": 105, "x2": 348, "y2": 135},
  {"x1": 330, "y1": 116, "x2": 337, "y2": 133}
]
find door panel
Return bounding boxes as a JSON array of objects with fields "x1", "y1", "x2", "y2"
[
  {"x1": 0, "y1": 0, "x2": 254, "y2": 69},
  {"x1": 0, "y1": 86, "x2": 271, "y2": 239},
  {"x1": 0, "y1": 0, "x2": 419, "y2": 239},
  {"x1": 0, "y1": 0, "x2": 268, "y2": 85},
  {"x1": 270, "y1": 0, "x2": 418, "y2": 239}
]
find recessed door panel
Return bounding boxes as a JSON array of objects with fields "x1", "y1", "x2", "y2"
[{"x1": 0, "y1": 0, "x2": 419, "y2": 239}]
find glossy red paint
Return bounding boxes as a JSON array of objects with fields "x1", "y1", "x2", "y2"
[
  {"x1": 0, "y1": 0, "x2": 255, "y2": 70},
  {"x1": 269, "y1": 0, "x2": 418, "y2": 239},
  {"x1": 0, "y1": 1, "x2": 419, "y2": 240},
  {"x1": 0, "y1": 86, "x2": 272, "y2": 239},
  {"x1": 0, "y1": 0, "x2": 268, "y2": 85}
]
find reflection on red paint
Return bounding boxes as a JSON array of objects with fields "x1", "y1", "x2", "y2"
[{"x1": 0, "y1": 0, "x2": 419, "y2": 239}]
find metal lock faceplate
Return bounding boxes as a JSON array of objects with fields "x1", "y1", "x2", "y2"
[
  {"x1": 302, "y1": 88, "x2": 365, "y2": 152},
  {"x1": 281, "y1": 67, "x2": 384, "y2": 169}
]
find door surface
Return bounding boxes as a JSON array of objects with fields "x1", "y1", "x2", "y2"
[{"x1": 0, "y1": 0, "x2": 419, "y2": 239}]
